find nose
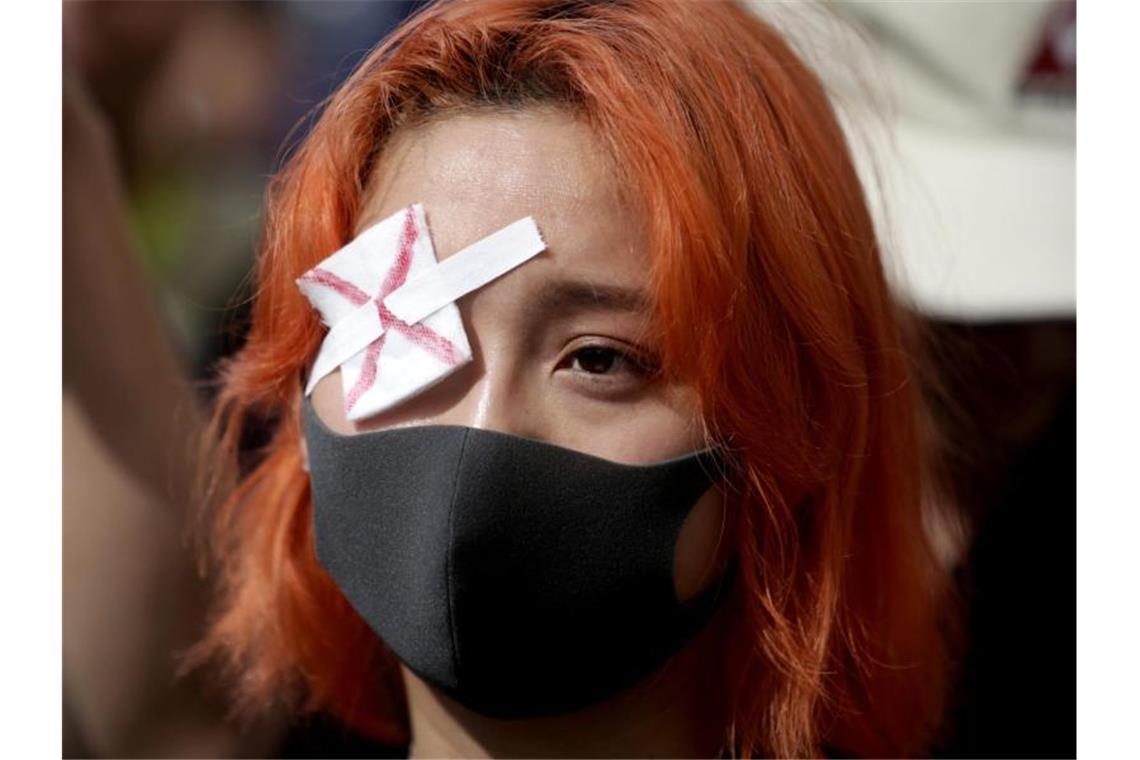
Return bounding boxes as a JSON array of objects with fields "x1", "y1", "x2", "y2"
[{"x1": 424, "y1": 333, "x2": 536, "y2": 438}]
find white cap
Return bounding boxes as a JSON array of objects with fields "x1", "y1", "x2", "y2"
[{"x1": 747, "y1": 1, "x2": 1075, "y2": 321}]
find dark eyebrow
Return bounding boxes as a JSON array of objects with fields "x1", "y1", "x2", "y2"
[{"x1": 528, "y1": 278, "x2": 652, "y2": 317}]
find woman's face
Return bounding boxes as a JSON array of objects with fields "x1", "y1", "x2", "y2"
[{"x1": 310, "y1": 106, "x2": 728, "y2": 601}]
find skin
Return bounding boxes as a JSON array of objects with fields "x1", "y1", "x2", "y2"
[
  {"x1": 308, "y1": 107, "x2": 737, "y2": 757},
  {"x1": 63, "y1": 71, "x2": 286, "y2": 757}
]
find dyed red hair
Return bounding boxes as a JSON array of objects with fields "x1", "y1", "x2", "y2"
[{"x1": 188, "y1": 0, "x2": 957, "y2": 756}]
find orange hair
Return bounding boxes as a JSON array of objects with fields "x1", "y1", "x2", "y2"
[{"x1": 188, "y1": 1, "x2": 957, "y2": 756}]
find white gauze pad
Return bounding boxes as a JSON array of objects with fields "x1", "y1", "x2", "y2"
[{"x1": 296, "y1": 203, "x2": 546, "y2": 420}]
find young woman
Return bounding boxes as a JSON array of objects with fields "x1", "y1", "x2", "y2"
[{"x1": 190, "y1": 1, "x2": 959, "y2": 756}]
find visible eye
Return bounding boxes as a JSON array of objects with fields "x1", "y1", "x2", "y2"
[
  {"x1": 569, "y1": 346, "x2": 628, "y2": 375},
  {"x1": 555, "y1": 340, "x2": 660, "y2": 398}
]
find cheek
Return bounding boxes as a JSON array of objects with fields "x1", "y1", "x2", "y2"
[
  {"x1": 544, "y1": 406, "x2": 691, "y2": 464},
  {"x1": 673, "y1": 484, "x2": 732, "y2": 603},
  {"x1": 542, "y1": 383, "x2": 707, "y2": 465},
  {"x1": 310, "y1": 370, "x2": 357, "y2": 435}
]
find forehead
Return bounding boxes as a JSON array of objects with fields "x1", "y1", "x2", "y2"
[{"x1": 355, "y1": 107, "x2": 648, "y2": 283}]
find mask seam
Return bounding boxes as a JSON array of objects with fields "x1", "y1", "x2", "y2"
[{"x1": 444, "y1": 427, "x2": 470, "y2": 689}]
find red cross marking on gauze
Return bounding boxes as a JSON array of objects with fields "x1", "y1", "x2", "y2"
[{"x1": 298, "y1": 207, "x2": 464, "y2": 415}]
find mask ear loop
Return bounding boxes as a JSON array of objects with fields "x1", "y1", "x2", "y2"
[
  {"x1": 634, "y1": 449, "x2": 740, "y2": 703},
  {"x1": 705, "y1": 484, "x2": 733, "y2": 590},
  {"x1": 692, "y1": 426, "x2": 745, "y2": 608},
  {"x1": 687, "y1": 490, "x2": 740, "y2": 604}
]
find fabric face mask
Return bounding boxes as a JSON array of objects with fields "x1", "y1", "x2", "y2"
[{"x1": 301, "y1": 394, "x2": 736, "y2": 719}]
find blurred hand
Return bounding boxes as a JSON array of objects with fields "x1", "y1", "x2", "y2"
[
  {"x1": 63, "y1": 68, "x2": 199, "y2": 503},
  {"x1": 63, "y1": 69, "x2": 284, "y2": 758}
]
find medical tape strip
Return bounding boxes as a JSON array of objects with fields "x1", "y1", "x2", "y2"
[
  {"x1": 383, "y1": 217, "x2": 545, "y2": 325},
  {"x1": 299, "y1": 205, "x2": 424, "y2": 396},
  {"x1": 300, "y1": 210, "x2": 546, "y2": 398},
  {"x1": 304, "y1": 303, "x2": 384, "y2": 396}
]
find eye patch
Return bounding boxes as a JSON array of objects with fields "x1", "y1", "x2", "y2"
[{"x1": 296, "y1": 204, "x2": 545, "y2": 420}]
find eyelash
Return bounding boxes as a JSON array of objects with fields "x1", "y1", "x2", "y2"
[{"x1": 556, "y1": 340, "x2": 660, "y2": 387}]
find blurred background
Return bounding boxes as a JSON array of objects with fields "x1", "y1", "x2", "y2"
[{"x1": 62, "y1": 1, "x2": 1075, "y2": 757}]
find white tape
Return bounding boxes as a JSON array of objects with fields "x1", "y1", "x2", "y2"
[
  {"x1": 382, "y1": 216, "x2": 546, "y2": 325},
  {"x1": 296, "y1": 205, "x2": 547, "y2": 419},
  {"x1": 303, "y1": 305, "x2": 383, "y2": 396}
]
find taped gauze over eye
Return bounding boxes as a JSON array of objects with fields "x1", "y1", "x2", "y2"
[{"x1": 295, "y1": 203, "x2": 545, "y2": 420}]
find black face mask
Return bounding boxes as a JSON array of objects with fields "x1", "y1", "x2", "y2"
[{"x1": 302, "y1": 395, "x2": 735, "y2": 719}]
